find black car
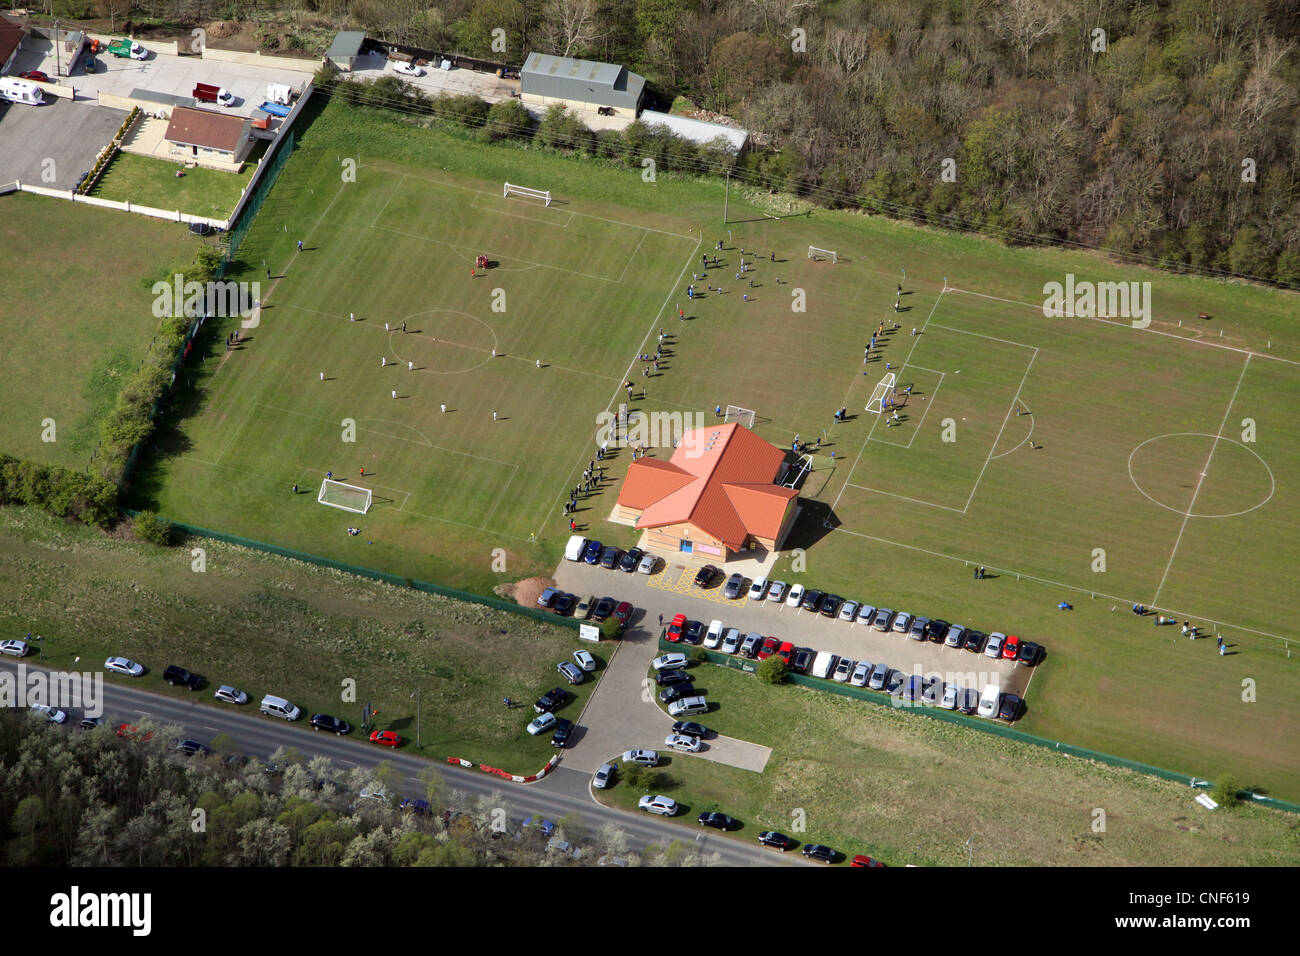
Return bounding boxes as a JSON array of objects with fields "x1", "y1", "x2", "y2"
[
  {"x1": 591, "y1": 596, "x2": 616, "y2": 622},
  {"x1": 163, "y1": 665, "x2": 202, "y2": 690},
  {"x1": 671, "y1": 721, "x2": 710, "y2": 739},
  {"x1": 620, "y1": 547, "x2": 643, "y2": 573},
  {"x1": 759, "y1": 831, "x2": 797, "y2": 851},
  {"x1": 552, "y1": 592, "x2": 577, "y2": 616},
  {"x1": 682, "y1": 620, "x2": 705, "y2": 645},
  {"x1": 311, "y1": 714, "x2": 352, "y2": 735},
  {"x1": 790, "y1": 647, "x2": 814, "y2": 674},
  {"x1": 885, "y1": 669, "x2": 905, "y2": 695},
  {"x1": 550, "y1": 718, "x2": 574, "y2": 748},
  {"x1": 655, "y1": 668, "x2": 692, "y2": 687},
  {"x1": 599, "y1": 546, "x2": 622, "y2": 570},
  {"x1": 1017, "y1": 641, "x2": 1041, "y2": 666},
  {"x1": 963, "y1": 629, "x2": 987, "y2": 654},
  {"x1": 819, "y1": 594, "x2": 842, "y2": 618},
  {"x1": 693, "y1": 565, "x2": 721, "y2": 588},
  {"x1": 698, "y1": 812, "x2": 740, "y2": 831},
  {"x1": 659, "y1": 683, "x2": 697, "y2": 704},
  {"x1": 534, "y1": 687, "x2": 568, "y2": 713},
  {"x1": 925, "y1": 619, "x2": 950, "y2": 643},
  {"x1": 998, "y1": 694, "x2": 1023, "y2": 722},
  {"x1": 801, "y1": 589, "x2": 824, "y2": 612},
  {"x1": 958, "y1": 687, "x2": 980, "y2": 715},
  {"x1": 175, "y1": 739, "x2": 209, "y2": 756},
  {"x1": 802, "y1": 844, "x2": 839, "y2": 863}
]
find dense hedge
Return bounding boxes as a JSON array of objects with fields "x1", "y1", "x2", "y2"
[{"x1": 0, "y1": 456, "x2": 117, "y2": 526}]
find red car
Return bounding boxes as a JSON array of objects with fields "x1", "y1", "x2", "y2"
[
  {"x1": 116, "y1": 723, "x2": 153, "y2": 741},
  {"x1": 369, "y1": 730, "x2": 401, "y2": 747},
  {"x1": 665, "y1": 613, "x2": 687, "y2": 642},
  {"x1": 851, "y1": 854, "x2": 886, "y2": 867},
  {"x1": 19, "y1": 70, "x2": 52, "y2": 82},
  {"x1": 756, "y1": 636, "x2": 780, "y2": 660},
  {"x1": 1002, "y1": 635, "x2": 1020, "y2": 660},
  {"x1": 776, "y1": 641, "x2": 795, "y2": 664},
  {"x1": 613, "y1": 601, "x2": 633, "y2": 631}
]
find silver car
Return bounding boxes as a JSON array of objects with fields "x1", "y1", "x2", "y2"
[
  {"x1": 767, "y1": 581, "x2": 788, "y2": 602},
  {"x1": 850, "y1": 661, "x2": 872, "y2": 687},
  {"x1": 868, "y1": 661, "x2": 889, "y2": 690},
  {"x1": 985, "y1": 632, "x2": 1006, "y2": 659},
  {"x1": 892, "y1": 612, "x2": 913, "y2": 634},
  {"x1": 945, "y1": 624, "x2": 966, "y2": 648},
  {"x1": 637, "y1": 553, "x2": 658, "y2": 574},
  {"x1": 592, "y1": 763, "x2": 616, "y2": 789},
  {"x1": 721, "y1": 628, "x2": 742, "y2": 654},
  {"x1": 622, "y1": 749, "x2": 659, "y2": 767},
  {"x1": 839, "y1": 600, "x2": 859, "y2": 622},
  {"x1": 832, "y1": 657, "x2": 854, "y2": 682},
  {"x1": 910, "y1": 616, "x2": 929, "y2": 641},
  {"x1": 872, "y1": 608, "x2": 895, "y2": 631},
  {"x1": 857, "y1": 604, "x2": 876, "y2": 625}
]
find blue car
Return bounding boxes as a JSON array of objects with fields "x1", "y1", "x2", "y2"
[{"x1": 582, "y1": 540, "x2": 603, "y2": 564}]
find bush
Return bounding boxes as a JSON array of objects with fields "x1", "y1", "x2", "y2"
[
  {"x1": 439, "y1": 93, "x2": 489, "y2": 130},
  {"x1": 484, "y1": 99, "x2": 532, "y2": 141},
  {"x1": 1210, "y1": 774, "x2": 1241, "y2": 808},
  {"x1": 756, "y1": 656, "x2": 787, "y2": 685},
  {"x1": 0, "y1": 456, "x2": 116, "y2": 527},
  {"x1": 133, "y1": 511, "x2": 174, "y2": 546}
]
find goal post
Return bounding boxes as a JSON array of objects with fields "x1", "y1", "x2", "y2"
[
  {"x1": 866, "y1": 373, "x2": 896, "y2": 414},
  {"x1": 723, "y1": 405, "x2": 755, "y2": 429},
  {"x1": 318, "y1": 478, "x2": 372, "y2": 514},
  {"x1": 504, "y1": 182, "x2": 552, "y2": 207},
  {"x1": 807, "y1": 245, "x2": 837, "y2": 263}
]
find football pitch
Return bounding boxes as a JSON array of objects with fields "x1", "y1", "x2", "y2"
[{"x1": 127, "y1": 106, "x2": 1300, "y2": 796}]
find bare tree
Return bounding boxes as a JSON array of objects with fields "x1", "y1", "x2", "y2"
[
  {"x1": 1236, "y1": 37, "x2": 1296, "y2": 131},
  {"x1": 993, "y1": 0, "x2": 1067, "y2": 75},
  {"x1": 543, "y1": 0, "x2": 605, "y2": 58}
]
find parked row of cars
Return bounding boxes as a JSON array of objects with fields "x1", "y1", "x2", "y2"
[{"x1": 536, "y1": 588, "x2": 634, "y2": 628}]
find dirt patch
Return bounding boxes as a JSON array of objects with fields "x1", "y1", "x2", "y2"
[
  {"x1": 206, "y1": 20, "x2": 241, "y2": 40},
  {"x1": 498, "y1": 576, "x2": 553, "y2": 608}
]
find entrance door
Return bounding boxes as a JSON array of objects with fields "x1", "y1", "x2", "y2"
[{"x1": 680, "y1": 540, "x2": 693, "y2": 553}]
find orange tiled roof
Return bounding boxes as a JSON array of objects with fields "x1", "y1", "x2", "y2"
[{"x1": 617, "y1": 422, "x2": 796, "y2": 550}]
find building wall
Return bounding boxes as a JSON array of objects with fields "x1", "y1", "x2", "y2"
[{"x1": 521, "y1": 91, "x2": 636, "y2": 119}]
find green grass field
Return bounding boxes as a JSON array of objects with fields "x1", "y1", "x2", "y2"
[
  {"x1": 123, "y1": 101, "x2": 1300, "y2": 802},
  {"x1": 90, "y1": 147, "x2": 265, "y2": 220},
  {"x1": 0, "y1": 194, "x2": 193, "y2": 469}
]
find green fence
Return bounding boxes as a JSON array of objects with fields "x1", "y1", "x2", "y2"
[
  {"x1": 123, "y1": 511, "x2": 582, "y2": 632},
  {"x1": 662, "y1": 639, "x2": 1300, "y2": 815},
  {"x1": 224, "y1": 123, "x2": 296, "y2": 264}
]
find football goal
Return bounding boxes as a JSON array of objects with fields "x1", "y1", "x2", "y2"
[
  {"x1": 866, "y1": 373, "x2": 897, "y2": 414},
  {"x1": 504, "y1": 182, "x2": 552, "y2": 207},
  {"x1": 318, "y1": 478, "x2": 372, "y2": 514},
  {"x1": 807, "y1": 245, "x2": 837, "y2": 263},
  {"x1": 723, "y1": 405, "x2": 756, "y2": 429}
]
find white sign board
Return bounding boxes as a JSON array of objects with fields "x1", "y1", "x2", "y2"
[{"x1": 578, "y1": 623, "x2": 601, "y2": 643}]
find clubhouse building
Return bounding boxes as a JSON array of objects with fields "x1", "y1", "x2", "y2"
[{"x1": 614, "y1": 422, "x2": 799, "y2": 563}]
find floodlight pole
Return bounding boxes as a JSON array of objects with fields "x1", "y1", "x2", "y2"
[
  {"x1": 410, "y1": 688, "x2": 421, "y2": 748},
  {"x1": 723, "y1": 169, "x2": 730, "y2": 224}
]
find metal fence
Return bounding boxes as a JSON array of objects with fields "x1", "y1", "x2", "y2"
[
  {"x1": 224, "y1": 124, "x2": 296, "y2": 263},
  {"x1": 661, "y1": 639, "x2": 1300, "y2": 815}
]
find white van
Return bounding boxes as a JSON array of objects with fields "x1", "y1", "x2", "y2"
[
  {"x1": 811, "y1": 650, "x2": 837, "y2": 679},
  {"x1": 703, "y1": 620, "x2": 724, "y2": 648},
  {"x1": 977, "y1": 683, "x2": 1001, "y2": 719},
  {"x1": 0, "y1": 78, "x2": 44, "y2": 105},
  {"x1": 564, "y1": 534, "x2": 587, "y2": 561},
  {"x1": 260, "y1": 694, "x2": 301, "y2": 721},
  {"x1": 267, "y1": 82, "x2": 292, "y2": 105}
]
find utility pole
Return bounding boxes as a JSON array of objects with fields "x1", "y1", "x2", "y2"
[
  {"x1": 54, "y1": 20, "x2": 60, "y2": 77},
  {"x1": 723, "y1": 169, "x2": 730, "y2": 225},
  {"x1": 410, "y1": 688, "x2": 421, "y2": 748}
]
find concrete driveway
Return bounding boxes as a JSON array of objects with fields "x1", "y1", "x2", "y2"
[{"x1": 0, "y1": 96, "x2": 126, "y2": 189}]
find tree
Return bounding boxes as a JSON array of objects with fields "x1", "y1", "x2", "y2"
[
  {"x1": 133, "y1": 511, "x2": 174, "y2": 547},
  {"x1": 485, "y1": 98, "x2": 533, "y2": 140},
  {"x1": 1210, "y1": 774, "x2": 1241, "y2": 808},
  {"x1": 756, "y1": 656, "x2": 787, "y2": 685},
  {"x1": 993, "y1": 0, "x2": 1067, "y2": 75},
  {"x1": 709, "y1": 32, "x2": 784, "y2": 112},
  {"x1": 543, "y1": 0, "x2": 606, "y2": 58}
]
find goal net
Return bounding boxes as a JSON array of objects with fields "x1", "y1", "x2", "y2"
[
  {"x1": 504, "y1": 182, "x2": 552, "y2": 207},
  {"x1": 807, "y1": 245, "x2": 837, "y2": 263},
  {"x1": 866, "y1": 373, "x2": 896, "y2": 414},
  {"x1": 724, "y1": 405, "x2": 755, "y2": 429},
  {"x1": 318, "y1": 478, "x2": 372, "y2": 514}
]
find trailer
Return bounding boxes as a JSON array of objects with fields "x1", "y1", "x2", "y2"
[
  {"x1": 266, "y1": 83, "x2": 292, "y2": 106},
  {"x1": 0, "y1": 78, "x2": 44, "y2": 105},
  {"x1": 193, "y1": 82, "x2": 234, "y2": 107},
  {"x1": 258, "y1": 100, "x2": 291, "y2": 118}
]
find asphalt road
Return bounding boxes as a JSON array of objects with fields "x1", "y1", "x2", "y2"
[{"x1": 0, "y1": 659, "x2": 796, "y2": 867}]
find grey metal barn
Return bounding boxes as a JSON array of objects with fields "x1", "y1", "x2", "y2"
[{"x1": 520, "y1": 52, "x2": 646, "y2": 119}]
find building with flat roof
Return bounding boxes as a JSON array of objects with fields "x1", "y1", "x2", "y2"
[
  {"x1": 163, "y1": 106, "x2": 253, "y2": 170},
  {"x1": 614, "y1": 422, "x2": 799, "y2": 562},
  {"x1": 520, "y1": 52, "x2": 645, "y2": 119},
  {"x1": 638, "y1": 110, "x2": 749, "y2": 155},
  {"x1": 326, "y1": 31, "x2": 366, "y2": 71}
]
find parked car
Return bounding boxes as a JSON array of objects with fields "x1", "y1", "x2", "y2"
[
  {"x1": 637, "y1": 795, "x2": 677, "y2": 816},
  {"x1": 213, "y1": 685, "x2": 248, "y2": 705},
  {"x1": 612, "y1": 601, "x2": 633, "y2": 630},
  {"x1": 311, "y1": 714, "x2": 352, "y2": 735},
  {"x1": 964, "y1": 629, "x2": 987, "y2": 654},
  {"x1": 756, "y1": 636, "x2": 780, "y2": 660},
  {"x1": 666, "y1": 613, "x2": 687, "y2": 642},
  {"x1": 801, "y1": 589, "x2": 824, "y2": 611},
  {"x1": 703, "y1": 620, "x2": 724, "y2": 649},
  {"x1": 551, "y1": 592, "x2": 576, "y2": 616},
  {"x1": 802, "y1": 844, "x2": 839, "y2": 864},
  {"x1": 720, "y1": 628, "x2": 742, "y2": 654},
  {"x1": 959, "y1": 687, "x2": 980, "y2": 715},
  {"x1": 665, "y1": 733, "x2": 701, "y2": 752},
  {"x1": 527, "y1": 712, "x2": 557, "y2": 735},
  {"x1": 776, "y1": 641, "x2": 795, "y2": 665},
  {"x1": 819, "y1": 594, "x2": 843, "y2": 618},
  {"x1": 534, "y1": 687, "x2": 567, "y2": 713},
  {"x1": 557, "y1": 661, "x2": 585, "y2": 684},
  {"x1": 31, "y1": 704, "x2": 67, "y2": 724},
  {"x1": 174, "y1": 739, "x2": 209, "y2": 756},
  {"x1": 1018, "y1": 641, "x2": 1041, "y2": 666},
  {"x1": 925, "y1": 619, "x2": 950, "y2": 643},
  {"x1": 622, "y1": 749, "x2": 658, "y2": 767},
  {"x1": 394, "y1": 59, "x2": 424, "y2": 76},
  {"x1": 872, "y1": 608, "x2": 895, "y2": 631},
  {"x1": 654, "y1": 668, "x2": 691, "y2": 687},
  {"x1": 592, "y1": 763, "x2": 616, "y2": 789},
  {"x1": 998, "y1": 694, "x2": 1023, "y2": 722},
  {"x1": 892, "y1": 612, "x2": 913, "y2": 634},
  {"x1": 104, "y1": 656, "x2": 144, "y2": 677},
  {"x1": 671, "y1": 721, "x2": 710, "y2": 739},
  {"x1": 832, "y1": 657, "x2": 854, "y2": 682},
  {"x1": 591, "y1": 596, "x2": 616, "y2": 622},
  {"x1": 857, "y1": 604, "x2": 876, "y2": 625},
  {"x1": 550, "y1": 718, "x2": 575, "y2": 747},
  {"x1": 637, "y1": 552, "x2": 658, "y2": 574},
  {"x1": 739, "y1": 632, "x2": 762, "y2": 658},
  {"x1": 944, "y1": 623, "x2": 965, "y2": 648},
  {"x1": 659, "y1": 683, "x2": 697, "y2": 704},
  {"x1": 723, "y1": 573, "x2": 746, "y2": 599},
  {"x1": 116, "y1": 723, "x2": 152, "y2": 741},
  {"x1": 767, "y1": 580, "x2": 788, "y2": 602},
  {"x1": 18, "y1": 70, "x2": 52, "y2": 82},
  {"x1": 693, "y1": 564, "x2": 720, "y2": 588},
  {"x1": 850, "y1": 660, "x2": 872, "y2": 687},
  {"x1": 748, "y1": 577, "x2": 768, "y2": 600},
  {"x1": 683, "y1": 619, "x2": 704, "y2": 644},
  {"x1": 921, "y1": 676, "x2": 942, "y2": 706},
  {"x1": 369, "y1": 730, "x2": 401, "y2": 747},
  {"x1": 400, "y1": 798, "x2": 431, "y2": 814},
  {"x1": 698, "y1": 811, "x2": 740, "y2": 830},
  {"x1": 574, "y1": 594, "x2": 595, "y2": 619},
  {"x1": 620, "y1": 547, "x2": 643, "y2": 573},
  {"x1": 790, "y1": 647, "x2": 814, "y2": 674},
  {"x1": 537, "y1": 587, "x2": 559, "y2": 609},
  {"x1": 759, "y1": 831, "x2": 797, "y2": 851},
  {"x1": 902, "y1": 674, "x2": 924, "y2": 702},
  {"x1": 941, "y1": 683, "x2": 960, "y2": 710},
  {"x1": 885, "y1": 669, "x2": 905, "y2": 695},
  {"x1": 977, "y1": 685, "x2": 1001, "y2": 718},
  {"x1": 839, "y1": 600, "x2": 860, "y2": 622},
  {"x1": 667, "y1": 696, "x2": 709, "y2": 718},
  {"x1": 581, "y1": 540, "x2": 602, "y2": 564},
  {"x1": 653, "y1": 652, "x2": 689, "y2": 671},
  {"x1": 868, "y1": 661, "x2": 889, "y2": 690},
  {"x1": 985, "y1": 633, "x2": 1006, "y2": 659},
  {"x1": 79, "y1": 716, "x2": 103, "y2": 731},
  {"x1": 785, "y1": 583, "x2": 805, "y2": 608},
  {"x1": 599, "y1": 546, "x2": 622, "y2": 570},
  {"x1": 573, "y1": 649, "x2": 597, "y2": 671},
  {"x1": 910, "y1": 616, "x2": 930, "y2": 641},
  {"x1": 851, "y1": 855, "x2": 886, "y2": 867},
  {"x1": 1002, "y1": 635, "x2": 1021, "y2": 660},
  {"x1": 0, "y1": 639, "x2": 29, "y2": 657}
]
